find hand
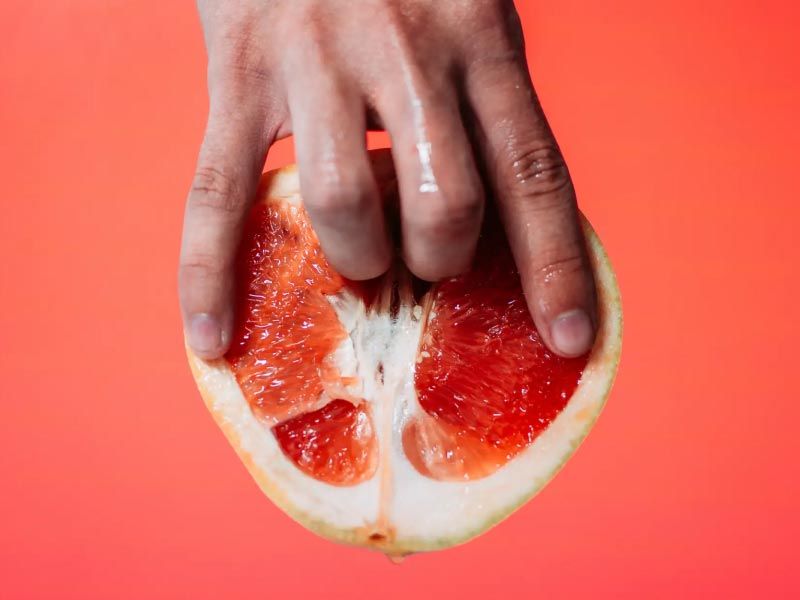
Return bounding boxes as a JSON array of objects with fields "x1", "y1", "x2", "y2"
[{"x1": 179, "y1": 0, "x2": 597, "y2": 360}]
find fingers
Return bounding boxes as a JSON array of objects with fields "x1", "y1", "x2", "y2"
[
  {"x1": 466, "y1": 58, "x2": 597, "y2": 357},
  {"x1": 288, "y1": 71, "x2": 392, "y2": 280},
  {"x1": 179, "y1": 90, "x2": 270, "y2": 359},
  {"x1": 380, "y1": 78, "x2": 484, "y2": 281}
]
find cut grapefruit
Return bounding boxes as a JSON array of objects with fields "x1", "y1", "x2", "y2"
[{"x1": 186, "y1": 150, "x2": 622, "y2": 556}]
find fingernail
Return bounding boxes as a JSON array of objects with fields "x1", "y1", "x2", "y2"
[
  {"x1": 551, "y1": 309, "x2": 594, "y2": 357},
  {"x1": 187, "y1": 313, "x2": 224, "y2": 357}
]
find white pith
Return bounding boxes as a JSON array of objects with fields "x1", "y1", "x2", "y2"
[{"x1": 187, "y1": 164, "x2": 623, "y2": 552}]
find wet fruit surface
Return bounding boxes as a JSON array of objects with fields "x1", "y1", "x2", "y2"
[
  {"x1": 226, "y1": 199, "x2": 376, "y2": 484},
  {"x1": 226, "y1": 190, "x2": 587, "y2": 485},
  {"x1": 273, "y1": 400, "x2": 377, "y2": 485},
  {"x1": 407, "y1": 232, "x2": 588, "y2": 480},
  {"x1": 227, "y1": 201, "x2": 348, "y2": 423}
]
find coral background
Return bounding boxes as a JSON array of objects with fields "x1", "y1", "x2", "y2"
[{"x1": 2, "y1": 1, "x2": 798, "y2": 597}]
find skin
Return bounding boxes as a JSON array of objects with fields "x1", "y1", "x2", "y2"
[{"x1": 180, "y1": 0, "x2": 597, "y2": 360}]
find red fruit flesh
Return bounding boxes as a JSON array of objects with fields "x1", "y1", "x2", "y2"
[
  {"x1": 226, "y1": 201, "x2": 349, "y2": 422},
  {"x1": 225, "y1": 196, "x2": 587, "y2": 485},
  {"x1": 226, "y1": 201, "x2": 376, "y2": 485},
  {"x1": 405, "y1": 234, "x2": 588, "y2": 480},
  {"x1": 273, "y1": 400, "x2": 377, "y2": 485}
]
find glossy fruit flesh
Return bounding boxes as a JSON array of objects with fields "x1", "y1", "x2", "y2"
[
  {"x1": 225, "y1": 201, "x2": 374, "y2": 486},
  {"x1": 405, "y1": 229, "x2": 587, "y2": 480},
  {"x1": 273, "y1": 400, "x2": 377, "y2": 486},
  {"x1": 225, "y1": 200, "x2": 588, "y2": 484}
]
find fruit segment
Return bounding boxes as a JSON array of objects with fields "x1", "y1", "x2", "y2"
[
  {"x1": 226, "y1": 202, "x2": 350, "y2": 423},
  {"x1": 407, "y1": 235, "x2": 588, "y2": 480},
  {"x1": 273, "y1": 400, "x2": 377, "y2": 486},
  {"x1": 225, "y1": 200, "x2": 379, "y2": 484}
]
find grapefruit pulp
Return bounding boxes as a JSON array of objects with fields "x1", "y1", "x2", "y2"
[{"x1": 186, "y1": 150, "x2": 622, "y2": 555}]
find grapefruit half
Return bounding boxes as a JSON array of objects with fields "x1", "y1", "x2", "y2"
[{"x1": 186, "y1": 150, "x2": 622, "y2": 556}]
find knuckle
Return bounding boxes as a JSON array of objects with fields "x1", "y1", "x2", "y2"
[
  {"x1": 445, "y1": 190, "x2": 484, "y2": 231},
  {"x1": 410, "y1": 190, "x2": 484, "y2": 239},
  {"x1": 532, "y1": 248, "x2": 588, "y2": 287},
  {"x1": 215, "y1": 22, "x2": 270, "y2": 87},
  {"x1": 190, "y1": 166, "x2": 245, "y2": 215},
  {"x1": 505, "y1": 143, "x2": 572, "y2": 202},
  {"x1": 463, "y1": 2, "x2": 524, "y2": 71},
  {"x1": 179, "y1": 252, "x2": 226, "y2": 280},
  {"x1": 470, "y1": 0, "x2": 507, "y2": 26},
  {"x1": 306, "y1": 181, "x2": 375, "y2": 220},
  {"x1": 301, "y1": 6, "x2": 329, "y2": 46}
]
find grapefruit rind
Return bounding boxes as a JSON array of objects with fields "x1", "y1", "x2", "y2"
[{"x1": 185, "y1": 162, "x2": 622, "y2": 555}]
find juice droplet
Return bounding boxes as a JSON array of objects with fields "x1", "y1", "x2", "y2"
[{"x1": 386, "y1": 552, "x2": 408, "y2": 565}]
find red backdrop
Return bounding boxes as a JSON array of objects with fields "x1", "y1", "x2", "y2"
[{"x1": 1, "y1": 1, "x2": 798, "y2": 598}]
